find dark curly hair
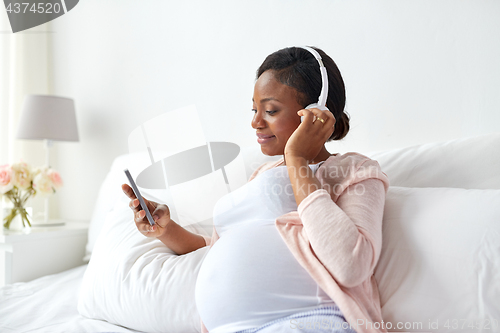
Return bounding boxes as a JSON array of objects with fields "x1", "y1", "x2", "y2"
[{"x1": 256, "y1": 46, "x2": 349, "y2": 141}]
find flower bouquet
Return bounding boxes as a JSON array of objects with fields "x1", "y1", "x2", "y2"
[{"x1": 0, "y1": 162, "x2": 63, "y2": 229}]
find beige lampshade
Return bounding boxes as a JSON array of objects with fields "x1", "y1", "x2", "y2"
[{"x1": 16, "y1": 95, "x2": 79, "y2": 142}]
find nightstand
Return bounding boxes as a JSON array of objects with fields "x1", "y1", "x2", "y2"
[{"x1": 0, "y1": 221, "x2": 89, "y2": 287}]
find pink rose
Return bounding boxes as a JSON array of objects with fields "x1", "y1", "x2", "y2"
[
  {"x1": 0, "y1": 165, "x2": 13, "y2": 194},
  {"x1": 48, "y1": 170, "x2": 63, "y2": 189}
]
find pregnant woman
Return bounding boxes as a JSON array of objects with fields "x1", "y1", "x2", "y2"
[{"x1": 122, "y1": 46, "x2": 390, "y2": 333}]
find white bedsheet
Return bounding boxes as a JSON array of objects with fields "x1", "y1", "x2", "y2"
[{"x1": 0, "y1": 265, "x2": 140, "y2": 333}]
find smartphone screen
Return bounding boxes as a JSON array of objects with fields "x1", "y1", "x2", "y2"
[{"x1": 124, "y1": 169, "x2": 155, "y2": 226}]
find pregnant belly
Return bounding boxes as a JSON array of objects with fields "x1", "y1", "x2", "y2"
[{"x1": 195, "y1": 222, "x2": 332, "y2": 332}]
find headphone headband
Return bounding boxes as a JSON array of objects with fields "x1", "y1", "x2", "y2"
[{"x1": 299, "y1": 46, "x2": 329, "y2": 111}]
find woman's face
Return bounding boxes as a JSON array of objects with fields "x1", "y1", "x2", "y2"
[{"x1": 252, "y1": 70, "x2": 303, "y2": 156}]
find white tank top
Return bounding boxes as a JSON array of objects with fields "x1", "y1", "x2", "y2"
[{"x1": 195, "y1": 163, "x2": 336, "y2": 333}]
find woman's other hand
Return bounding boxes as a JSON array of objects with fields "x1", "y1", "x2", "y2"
[
  {"x1": 284, "y1": 107, "x2": 335, "y2": 161},
  {"x1": 121, "y1": 184, "x2": 172, "y2": 238}
]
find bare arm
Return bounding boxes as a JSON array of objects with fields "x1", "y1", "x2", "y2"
[
  {"x1": 286, "y1": 155, "x2": 321, "y2": 206},
  {"x1": 157, "y1": 219, "x2": 207, "y2": 255}
]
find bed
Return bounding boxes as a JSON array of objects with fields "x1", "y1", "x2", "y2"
[
  {"x1": 1, "y1": 132, "x2": 499, "y2": 333},
  {"x1": 0, "y1": 265, "x2": 140, "y2": 332}
]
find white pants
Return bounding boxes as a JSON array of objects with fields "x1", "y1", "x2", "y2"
[{"x1": 235, "y1": 305, "x2": 357, "y2": 333}]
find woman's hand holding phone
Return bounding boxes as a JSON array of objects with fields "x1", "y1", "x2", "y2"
[{"x1": 121, "y1": 184, "x2": 172, "y2": 238}]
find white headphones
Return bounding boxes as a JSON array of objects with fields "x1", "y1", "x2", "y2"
[
  {"x1": 300, "y1": 46, "x2": 329, "y2": 112},
  {"x1": 298, "y1": 46, "x2": 329, "y2": 123}
]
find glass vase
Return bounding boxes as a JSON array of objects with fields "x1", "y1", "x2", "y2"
[{"x1": 2, "y1": 204, "x2": 32, "y2": 233}]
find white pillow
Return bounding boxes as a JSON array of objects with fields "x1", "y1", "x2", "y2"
[
  {"x1": 78, "y1": 194, "x2": 209, "y2": 333},
  {"x1": 84, "y1": 155, "x2": 135, "y2": 262},
  {"x1": 375, "y1": 186, "x2": 500, "y2": 331},
  {"x1": 365, "y1": 132, "x2": 500, "y2": 189}
]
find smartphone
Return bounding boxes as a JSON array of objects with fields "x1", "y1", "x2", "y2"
[{"x1": 124, "y1": 169, "x2": 155, "y2": 226}]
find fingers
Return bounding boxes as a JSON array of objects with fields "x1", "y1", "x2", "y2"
[
  {"x1": 136, "y1": 219, "x2": 158, "y2": 235},
  {"x1": 123, "y1": 184, "x2": 156, "y2": 213},
  {"x1": 298, "y1": 109, "x2": 317, "y2": 123},
  {"x1": 122, "y1": 184, "x2": 137, "y2": 199},
  {"x1": 135, "y1": 209, "x2": 158, "y2": 234},
  {"x1": 297, "y1": 108, "x2": 336, "y2": 144},
  {"x1": 123, "y1": 183, "x2": 164, "y2": 237},
  {"x1": 151, "y1": 206, "x2": 163, "y2": 222},
  {"x1": 135, "y1": 209, "x2": 147, "y2": 223},
  {"x1": 122, "y1": 184, "x2": 142, "y2": 215},
  {"x1": 310, "y1": 107, "x2": 335, "y2": 123},
  {"x1": 300, "y1": 108, "x2": 336, "y2": 130},
  {"x1": 136, "y1": 204, "x2": 169, "y2": 231},
  {"x1": 128, "y1": 198, "x2": 138, "y2": 210}
]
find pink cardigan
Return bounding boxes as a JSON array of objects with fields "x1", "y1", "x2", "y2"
[{"x1": 199, "y1": 152, "x2": 390, "y2": 333}]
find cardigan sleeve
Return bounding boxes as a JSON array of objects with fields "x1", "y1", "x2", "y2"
[
  {"x1": 202, "y1": 225, "x2": 220, "y2": 247},
  {"x1": 297, "y1": 177, "x2": 386, "y2": 288},
  {"x1": 200, "y1": 233, "x2": 212, "y2": 247},
  {"x1": 201, "y1": 319, "x2": 209, "y2": 333}
]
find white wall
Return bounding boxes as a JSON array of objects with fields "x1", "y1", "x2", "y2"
[
  {"x1": 47, "y1": 0, "x2": 500, "y2": 221},
  {"x1": 0, "y1": 13, "x2": 52, "y2": 220}
]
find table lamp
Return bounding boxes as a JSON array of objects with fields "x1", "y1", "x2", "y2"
[{"x1": 16, "y1": 94, "x2": 79, "y2": 223}]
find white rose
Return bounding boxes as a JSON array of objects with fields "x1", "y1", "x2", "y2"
[
  {"x1": 11, "y1": 162, "x2": 33, "y2": 190},
  {"x1": 33, "y1": 169, "x2": 54, "y2": 196}
]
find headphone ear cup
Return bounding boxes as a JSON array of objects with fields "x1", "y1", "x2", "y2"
[
  {"x1": 306, "y1": 103, "x2": 330, "y2": 112},
  {"x1": 301, "y1": 106, "x2": 331, "y2": 124}
]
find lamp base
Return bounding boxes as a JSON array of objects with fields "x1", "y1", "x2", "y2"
[
  {"x1": 31, "y1": 222, "x2": 66, "y2": 227},
  {"x1": 31, "y1": 211, "x2": 64, "y2": 227}
]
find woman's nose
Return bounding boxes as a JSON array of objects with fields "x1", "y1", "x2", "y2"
[{"x1": 251, "y1": 111, "x2": 265, "y2": 129}]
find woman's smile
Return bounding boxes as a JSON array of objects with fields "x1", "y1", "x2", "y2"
[{"x1": 256, "y1": 133, "x2": 276, "y2": 144}]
